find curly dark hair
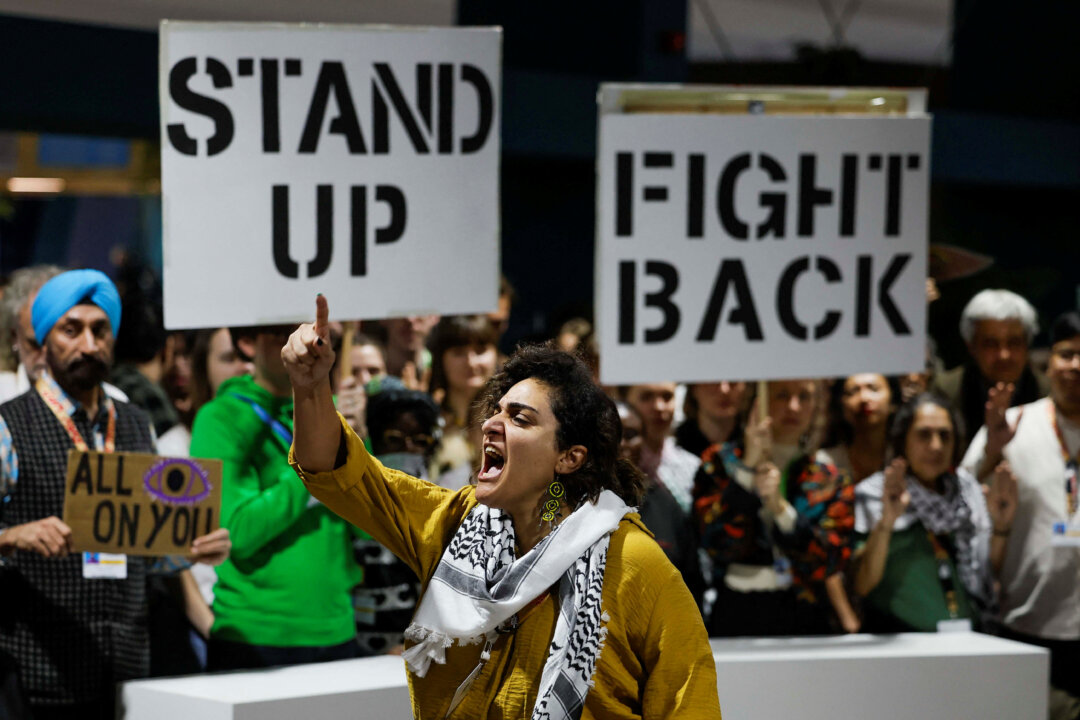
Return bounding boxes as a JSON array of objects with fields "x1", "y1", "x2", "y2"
[
  {"x1": 476, "y1": 343, "x2": 646, "y2": 509},
  {"x1": 886, "y1": 392, "x2": 965, "y2": 470}
]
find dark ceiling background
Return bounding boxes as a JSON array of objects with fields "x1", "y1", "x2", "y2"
[{"x1": 0, "y1": 1, "x2": 1077, "y2": 365}]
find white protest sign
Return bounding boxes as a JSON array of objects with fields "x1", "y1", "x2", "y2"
[
  {"x1": 596, "y1": 90, "x2": 930, "y2": 384},
  {"x1": 160, "y1": 22, "x2": 501, "y2": 329}
]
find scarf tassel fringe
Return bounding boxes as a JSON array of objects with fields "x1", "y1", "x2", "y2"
[
  {"x1": 402, "y1": 625, "x2": 456, "y2": 677},
  {"x1": 584, "y1": 612, "x2": 612, "y2": 690}
]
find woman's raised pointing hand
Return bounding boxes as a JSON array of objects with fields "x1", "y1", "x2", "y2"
[{"x1": 282, "y1": 294, "x2": 337, "y2": 389}]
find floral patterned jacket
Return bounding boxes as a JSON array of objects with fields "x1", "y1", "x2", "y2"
[{"x1": 693, "y1": 441, "x2": 855, "y2": 603}]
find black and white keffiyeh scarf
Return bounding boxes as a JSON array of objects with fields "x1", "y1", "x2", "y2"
[
  {"x1": 905, "y1": 470, "x2": 991, "y2": 604},
  {"x1": 402, "y1": 490, "x2": 630, "y2": 720}
]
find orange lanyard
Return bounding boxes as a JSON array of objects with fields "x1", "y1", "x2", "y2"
[
  {"x1": 37, "y1": 378, "x2": 115, "y2": 453},
  {"x1": 1049, "y1": 403, "x2": 1080, "y2": 517},
  {"x1": 926, "y1": 531, "x2": 959, "y2": 619}
]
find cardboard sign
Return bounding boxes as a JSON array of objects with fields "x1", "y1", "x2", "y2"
[
  {"x1": 62, "y1": 450, "x2": 222, "y2": 556},
  {"x1": 160, "y1": 22, "x2": 502, "y2": 329},
  {"x1": 596, "y1": 86, "x2": 931, "y2": 384}
]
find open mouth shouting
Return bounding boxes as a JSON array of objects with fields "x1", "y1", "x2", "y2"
[{"x1": 479, "y1": 443, "x2": 505, "y2": 481}]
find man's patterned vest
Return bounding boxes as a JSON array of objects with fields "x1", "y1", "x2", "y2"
[{"x1": 0, "y1": 388, "x2": 154, "y2": 707}]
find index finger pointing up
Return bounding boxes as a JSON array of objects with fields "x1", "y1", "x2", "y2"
[{"x1": 314, "y1": 293, "x2": 330, "y2": 336}]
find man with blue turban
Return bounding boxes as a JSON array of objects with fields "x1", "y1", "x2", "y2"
[{"x1": 0, "y1": 269, "x2": 231, "y2": 719}]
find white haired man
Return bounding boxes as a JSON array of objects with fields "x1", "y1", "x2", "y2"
[
  {"x1": 961, "y1": 311, "x2": 1080, "y2": 717},
  {"x1": 933, "y1": 289, "x2": 1049, "y2": 451}
]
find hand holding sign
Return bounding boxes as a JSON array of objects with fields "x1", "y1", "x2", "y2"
[
  {"x1": 753, "y1": 462, "x2": 784, "y2": 515},
  {"x1": 0, "y1": 516, "x2": 72, "y2": 558},
  {"x1": 190, "y1": 527, "x2": 231, "y2": 566},
  {"x1": 282, "y1": 295, "x2": 336, "y2": 389},
  {"x1": 742, "y1": 403, "x2": 773, "y2": 470},
  {"x1": 63, "y1": 451, "x2": 222, "y2": 556}
]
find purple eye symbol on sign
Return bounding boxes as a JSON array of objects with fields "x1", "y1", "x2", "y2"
[{"x1": 144, "y1": 458, "x2": 212, "y2": 505}]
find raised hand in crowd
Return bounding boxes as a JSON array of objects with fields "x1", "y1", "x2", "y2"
[
  {"x1": 753, "y1": 461, "x2": 785, "y2": 515},
  {"x1": 282, "y1": 295, "x2": 336, "y2": 390},
  {"x1": 925, "y1": 277, "x2": 940, "y2": 303},
  {"x1": 400, "y1": 360, "x2": 431, "y2": 394},
  {"x1": 881, "y1": 458, "x2": 911, "y2": 526},
  {"x1": 188, "y1": 527, "x2": 232, "y2": 566},
  {"x1": 0, "y1": 516, "x2": 72, "y2": 557},
  {"x1": 742, "y1": 402, "x2": 773, "y2": 470},
  {"x1": 986, "y1": 461, "x2": 1018, "y2": 576},
  {"x1": 978, "y1": 382, "x2": 1022, "y2": 480},
  {"x1": 337, "y1": 375, "x2": 368, "y2": 439},
  {"x1": 986, "y1": 461, "x2": 1019, "y2": 532},
  {"x1": 854, "y1": 458, "x2": 910, "y2": 597},
  {"x1": 284, "y1": 296, "x2": 344, "y2": 472}
]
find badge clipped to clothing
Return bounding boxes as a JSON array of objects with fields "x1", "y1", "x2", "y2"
[
  {"x1": 82, "y1": 552, "x2": 127, "y2": 579},
  {"x1": 1050, "y1": 521, "x2": 1080, "y2": 547},
  {"x1": 1051, "y1": 461, "x2": 1080, "y2": 547}
]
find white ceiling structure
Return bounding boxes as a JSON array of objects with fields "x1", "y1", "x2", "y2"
[
  {"x1": 0, "y1": 0, "x2": 456, "y2": 30},
  {"x1": 688, "y1": 0, "x2": 954, "y2": 65},
  {"x1": 0, "y1": 0, "x2": 952, "y2": 66}
]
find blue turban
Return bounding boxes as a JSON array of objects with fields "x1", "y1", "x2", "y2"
[{"x1": 32, "y1": 270, "x2": 122, "y2": 344}]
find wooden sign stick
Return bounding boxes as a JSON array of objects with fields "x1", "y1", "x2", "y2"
[
  {"x1": 338, "y1": 323, "x2": 356, "y2": 383},
  {"x1": 757, "y1": 379, "x2": 769, "y2": 426}
]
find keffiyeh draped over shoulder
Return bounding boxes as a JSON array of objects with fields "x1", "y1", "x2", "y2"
[
  {"x1": 855, "y1": 468, "x2": 994, "y2": 607},
  {"x1": 403, "y1": 490, "x2": 631, "y2": 720}
]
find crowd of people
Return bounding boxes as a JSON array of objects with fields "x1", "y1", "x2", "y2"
[{"x1": 0, "y1": 262, "x2": 1077, "y2": 719}]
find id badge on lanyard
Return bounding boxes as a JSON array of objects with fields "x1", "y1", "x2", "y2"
[
  {"x1": 927, "y1": 532, "x2": 970, "y2": 632},
  {"x1": 39, "y1": 378, "x2": 129, "y2": 573},
  {"x1": 1051, "y1": 460, "x2": 1080, "y2": 547},
  {"x1": 82, "y1": 552, "x2": 127, "y2": 579}
]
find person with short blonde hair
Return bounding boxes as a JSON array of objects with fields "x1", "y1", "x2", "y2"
[{"x1": 961, "y1": 312, "x2": 1080, "y2": 712}]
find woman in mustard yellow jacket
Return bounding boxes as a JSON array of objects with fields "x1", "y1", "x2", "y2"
[{"x1": 284, "y1": 296, "x2": 722, "y2": 720}]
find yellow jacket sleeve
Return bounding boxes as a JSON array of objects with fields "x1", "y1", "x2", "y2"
[{"x1": 289, "y1": 413, "x2": 477, "y2": 582}]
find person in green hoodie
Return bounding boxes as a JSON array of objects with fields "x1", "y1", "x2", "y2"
[{"x1": 190, "y1": 325, "x2": 361, "y2": 671}]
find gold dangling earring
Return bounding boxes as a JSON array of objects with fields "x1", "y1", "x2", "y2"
[{"x1": 540, "y1": 476, "x2": 565, "y2": 526}]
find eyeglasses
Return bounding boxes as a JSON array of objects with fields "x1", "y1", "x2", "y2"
[{"x1": 380, "y1": 429, "x2": 436, "y2": 452}]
